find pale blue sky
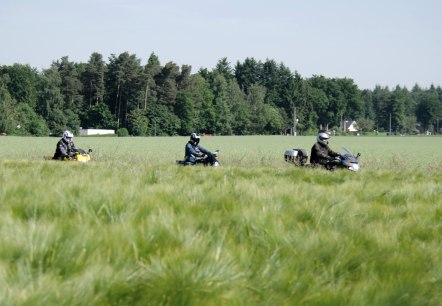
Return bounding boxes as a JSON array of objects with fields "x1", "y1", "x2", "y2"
[{"x1": 1, "y1": 0, "x2": 441, "y2": 90}]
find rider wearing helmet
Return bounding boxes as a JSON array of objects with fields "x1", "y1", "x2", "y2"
[
  {"x1": 53, "y1": 130, "x2": 77, "y2": 160},
  {"x1": 184, "y1": 133, "x2": 219, "y2": 166},
  {"x1": 310, "y1": 131, "x2": 339, "y2": 167}
]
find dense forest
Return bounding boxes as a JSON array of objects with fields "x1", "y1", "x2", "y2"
[{"x1": 1, "y1": 52, "x2": 441, "y2": 136}]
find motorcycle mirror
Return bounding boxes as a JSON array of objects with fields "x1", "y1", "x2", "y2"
[
  {"x1": 356, "y1": 153, "x2": 361, "y2": 158},
  {"x1": 88, "y1": 149, "x2": 93, "y2": 153}
]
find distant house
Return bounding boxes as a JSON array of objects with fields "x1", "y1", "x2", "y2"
[
  {"x1": 346, "y1": 121, "x2": 359, "y2": 132},
  {"x1": 79, "y1": 129, "x2": 115, "y2": 136}
]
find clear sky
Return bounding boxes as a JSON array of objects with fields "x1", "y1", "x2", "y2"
[{"x1": 1, "y1": 0, "x2": 441, "y2": 90}]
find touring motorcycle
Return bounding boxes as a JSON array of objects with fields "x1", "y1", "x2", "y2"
[{"x1": 284, "y1": 147, "x2": 360, "y2": 171}]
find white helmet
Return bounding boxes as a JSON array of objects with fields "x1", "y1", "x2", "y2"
[
  {"x1": 190, "y1": 133, "x2": 200, "y2": 144},
  {"x1": 317, "y1": 132, "x2": 330, "y2": 145},
  {"x1": 63, "y1": 130, "x2": 74, "y2": 142}
]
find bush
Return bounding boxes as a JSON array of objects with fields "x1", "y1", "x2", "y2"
[
  {"x1": 117, "y1": 128, "x2": 129, "y2": 137},
  {"x1": 127, "y1": 109, "x2": 149, "y2": 136}
]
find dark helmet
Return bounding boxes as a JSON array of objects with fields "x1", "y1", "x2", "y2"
[
  {"x1": 317, "y1": 132, "x2": 330, "y2": 145},
  {"x1": 190, "y1": 133, "x2": 200, "y2": 144}
]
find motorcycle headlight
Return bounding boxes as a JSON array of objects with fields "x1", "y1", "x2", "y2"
[{"x1": 349, "y1": 163, "x2": 359, "y2": 171}]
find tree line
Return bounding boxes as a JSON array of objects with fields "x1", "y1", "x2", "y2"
[{"x1": 1, "y1": 52, "x2": 441, "y2": 137}]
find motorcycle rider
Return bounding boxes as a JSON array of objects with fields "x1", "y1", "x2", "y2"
[
  {"x1": 53, "y1": 130, "x2": 77, "y2": 160},
  {"x1": 184, "y1": 133, "x2": 219, "y2": 166},
  {"x1": 310, "y1": 131, "x2": 340, "y2": 168}
]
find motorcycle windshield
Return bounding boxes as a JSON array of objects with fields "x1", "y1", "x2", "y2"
[{"x1": 339, "y1": 147, "x2": 358, "y2": 163}]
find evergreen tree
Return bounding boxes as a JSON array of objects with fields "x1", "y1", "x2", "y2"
[
  {"x1": 360, "y1": 89, "x2": 375, "y2": 120},
  {"x1": 336, "y1": 78, "x2": 364, "y2": 121},
  {"x1": 290, "y1": 72, "x2": 315, "y2": 133},
  {"x1": 189, "y1": 74, "x2": 215, "y2": 134},
  {"x1": 176, "y1": 64, "x2": 192, "y2": 90},
  {"x1": 214, "y1": 57, "x2": 234, "y2": 80},
  {"x1": 227, "y1": 79, "x2": 250, "y2": 135},
  {"x1": 247, "y1": 84, "x2": 267, "y2": 134},
  {"x1": 106, "y1": 52, "x2": 144, "y2": 129},
  {"x1": 175, "y1": 90, "x2": 196, "y2": 135},
  {"x1": 0, "y1": 76, "x2": 17, "y2": 134},
  {"x1": 37, "y1": 67, "x2": 68, "y2": 135},
  {"x1": 211, "y1": 73, "x2": 232, "y2": 135},
  {"x1": 82, "y1": 52, "x2": 106, "y2": 107},
  {"x1": 154, "y1": 61, "x2": 180, "y2": 111},
  {"x1": 142, "y1": 52, "x2": 162, "y2": 112},
  {"x1": 234, "y1": 57, "x2": 263, "y2": 93},
  {"x1": 53, "y1": 56, "x2": 84, "y2": 116},
  {"x1": 416, "y1": 88, "x2": 440, "y2": 132},
  {"x1": 371, "y1": 85, "x2": 391, "y2": 132},
  {"x1": 390, "y1": 86, "x2": 407, "y2": 133}
]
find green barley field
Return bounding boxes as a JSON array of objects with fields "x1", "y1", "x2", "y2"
[{"x1": 0, "y1": 135, "x2": 441, "y2": 306}]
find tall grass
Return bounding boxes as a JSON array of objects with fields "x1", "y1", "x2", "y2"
[
  {"x1": 1, "y1": 135, "x2": 441, "y2": 171},
  {"x1": 0, "y1": 136, "x2": 441, "y2": 305}
]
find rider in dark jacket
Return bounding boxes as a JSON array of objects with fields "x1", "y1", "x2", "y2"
[
  {"x1": 310, "y1": 131, "x2": 339, "y2": 167},
  {"x1": 184, "y1": 133, "x2": 219, "y2": 166},
  {"x1": 53, "y1": 130, "x2": 77, "y2": 160}
]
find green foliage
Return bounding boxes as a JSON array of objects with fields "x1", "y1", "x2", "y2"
[
  {"x1": 1, "y1": 53, "x2": 442, "y2": 137},
  {"x1": 46, "y1": 108, "x2": 80, "y2": 136},
  {"x1": 82, "y1": 52, "x2": 106, "y2": 106},
  {"x1": 211, "y1": 73, "x2": 233, "y2": 135},
  {"x1": 247, "y1": 84, "x2": 267, "y2": 134},
  {"x1": 186, "y1": 74, "x2": 215, "y2": 133},
  {"x1": 0, "y1": 63, "x2": 39, "y2": 109},
  {"x1": 150, "y1": 104, "x2": 180, "y2": 136},
  {"x1": 106, "y1": 52, "x2": 144, "y2": 129},
  {"x1": 12, "y1": 103, "x2": 50, "y2": 136},
  {"x1": 117, "y1": 128, "x2": 129, "y2": 137},
  {"x1": 127, "y1": 109, "x2": 149, "y2": 136},
  {"x1": 53, "y1": 56, "x2": 84, "y2": 115},
  {"x1": 264, "y1": 105, "x2": 285, "y2": 134},
  {"x1": 0, "y1": 79, "x2": 16, "y2": 134},
  {"x1": 83, "y1": 103, "x2": 116, "y2": 129},
  {"x1": 416, "y1": 89, "x2": 440, "y2": 131},
  {"x1": 155, "y1": 62, "x2": 180, "y2": 111},
  {"x1": 228, "y1": 79, "x2": 250, "y2": 135},
  {"x1": 356, "y1": 117, "x2": 375, "y2": 133},
  {"x1": 0, "y1": 78, "x2": 49, "y2": 136},
  {"x1": 175, "y1": 90, "x2": 196, "y2": 135},
  {"x1": 234, "y1": 57, "x2": 263, "y2": 93}
]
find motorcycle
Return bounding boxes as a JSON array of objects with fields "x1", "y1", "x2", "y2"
[
  {"x1": 284, "y1": 147, "x2": 360, "y2": 171},
  {"x1": 69, "y1": 148, "x2": 93, "y2": 163},
  {"x1": 46, "y1": 148, "x2": 93, "y2": 163},
  {"x1": 326, "y1": 147, "x2": 360, "y2": 171},
  {"x1": 176, "y1": 150, "x2": 220, "y2": 167},
  {"x1": 284, "y1": 148, "x2": 309, "y2": 166}
]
